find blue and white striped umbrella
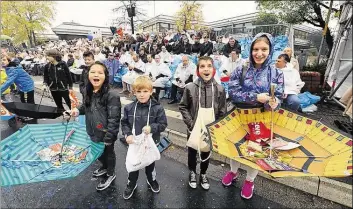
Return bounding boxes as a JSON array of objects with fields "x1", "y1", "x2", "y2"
[{"x1": 1, "y1": 122, "x2": 104, "y2": 186}]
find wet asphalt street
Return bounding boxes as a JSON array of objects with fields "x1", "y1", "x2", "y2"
[
  {"x1": 1, "y1": 121, "x2": 286, "y2": 209},
  {"x1": 0, "y1": 94, "x2": 287, "y2": 208}
]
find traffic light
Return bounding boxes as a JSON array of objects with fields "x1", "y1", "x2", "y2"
[{"x1": 127, "y1": 6, "x2": 135, "y2": 17}]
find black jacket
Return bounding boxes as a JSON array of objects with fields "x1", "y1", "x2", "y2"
[
  {"x1": 179, "y1": 78, "x2": 226, "y2": 136},
  {"x1": 43, "y1": 61, "x2": 73, "y2": 91},
  {"x1": 121, "y1": 98, "x2": 168, "y2": 144},
  {"x1": 67, "y1": 58, "x2": 74, "y2": 67},
  {"x1": 222, "y1": 41, "x2": 242, "y2": 58},
  {"x1": 200, "y1": 41, "x2": 213, "y2": 56},
  {"x1": 151, "y1": 49, "x2": 161, "y2": 58},
  {"x1": 191, "y1": 42, "x2": 202, "y2": 54},
  {"x1": 79, "y1": 65, "x2": 89, "y2": 95},
  {"x1": 173, "y1": 42, "x2": 192, "y2": 55},
  {"x1": 79, "y1": 89, "x2": 121, "y2": 143},
  {"x1": 139, "y1": 54, "x2": 148, "y2": 63}
]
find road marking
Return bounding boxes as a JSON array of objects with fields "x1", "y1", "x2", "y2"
[{"x1": 34, "y1": 82, "x2": 183, "y2": 120}]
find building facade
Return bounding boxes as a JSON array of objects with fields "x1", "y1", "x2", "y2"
[
  {"x1": 141, "y1": 12, "x2": 321, "y2": 49},
  {"x1": 52, "y1": 22, "x2": 112, "y2": 40},
  {"x1": 140, "y1": 15, "x2": 177, "y2": 33}
]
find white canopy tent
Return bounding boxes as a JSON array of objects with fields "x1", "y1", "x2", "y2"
[{"x1": 325, "y1": 0, "x2": 352, "y2": 98}]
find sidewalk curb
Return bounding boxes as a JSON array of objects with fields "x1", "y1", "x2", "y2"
[
  {"x1": 34, "y1": 85, "x2": 352, "y2": 207},
  {"x1": 163, "y1": 128, "x2": 352, "y2": 207}
]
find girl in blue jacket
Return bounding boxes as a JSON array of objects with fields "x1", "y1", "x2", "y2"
[
  {"x1": 222, "y1": 33, "x2": 284, "y2": 199},
  {"x1": 1, "y1": 55, "x2": 35, "y2": 104}
]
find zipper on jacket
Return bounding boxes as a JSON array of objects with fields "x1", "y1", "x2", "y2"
[
  {"x1": 204, "y1": 85, "x2": 207, "y2": 108},
  {"x1": 60, "y1": 81, "x2": 66, "y2": 90},
  {"x1": 54, "y1": 64, "x2": 58, "y2": 91}
]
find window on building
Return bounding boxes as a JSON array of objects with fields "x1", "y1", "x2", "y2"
[{"x1": 294, "y1": 30, "x2": 308, "y2": 39}]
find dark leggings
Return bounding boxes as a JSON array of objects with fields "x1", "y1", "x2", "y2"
[
  {"x1": 128, "y1": 162, "x2": 156, "y2": 185},
  {"x1": 188, "y1": 147, "x2": 210, "y2": 174},
  {"x1": 19, "y1": 90, "x2": 35, "y2": 104},
  {"x1": 98, "y1": 142, "x2": 116, "y2": 176},
  {"x1": 51, "y1": 90, "x2": 71, "y2": 111},
  {"x1": 153, "y1": 87, "x2": 162, "y2": 101}
]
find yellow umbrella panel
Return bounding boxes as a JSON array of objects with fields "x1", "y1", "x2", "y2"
[{"x1": 206, "y1": 108, "x2": 352, "y2": 178}]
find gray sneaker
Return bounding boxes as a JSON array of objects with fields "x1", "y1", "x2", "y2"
[
  {"x1": 92, "y1": 167, "x2": 107, "y2": 177},
  {"x1": 96, "y1": 174, "x2": 116, "y2": 191}
]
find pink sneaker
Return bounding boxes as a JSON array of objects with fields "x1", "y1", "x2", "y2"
[
  {"x1": 221, "y1": 171, "x2": 238, "y2": 186},
  {"x1": 241, "y1": 180, "x2": 254, "y2": 199}
]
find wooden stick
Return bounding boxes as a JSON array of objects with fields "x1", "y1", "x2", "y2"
[{"x1": 269, "y1": 84, "x2": 276, "y2": 159}]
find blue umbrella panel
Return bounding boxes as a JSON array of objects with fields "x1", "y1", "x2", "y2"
[{"x1": 1, "y1": 122, "x2": 104, "y2": 186}]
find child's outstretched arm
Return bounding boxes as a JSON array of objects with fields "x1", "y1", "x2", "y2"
[
  {"x1": 179, "y1": 86, "x2": 193, "y2": 131},
  {"x1": 149, "y1": 106, "x2": 168, "y2": 134},
  {"x1": 103, "y1": 91, "x2": 121, "y2": 144}
]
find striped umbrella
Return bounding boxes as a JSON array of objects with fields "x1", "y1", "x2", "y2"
[{"x1": 1, "y1": 122, "x2": 104, "y2": 186}]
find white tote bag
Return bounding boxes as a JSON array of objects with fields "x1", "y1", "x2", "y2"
[{"x1": 126, "y1": 100, "x2": 161, "y2": 173}]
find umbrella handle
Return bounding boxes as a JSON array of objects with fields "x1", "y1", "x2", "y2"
[
  {"x1": 59, "y1": 115, "x2": 71, "y2": 161},
  {"x1": 37, "y1": 87, "x2": 47, "y2": 111}
]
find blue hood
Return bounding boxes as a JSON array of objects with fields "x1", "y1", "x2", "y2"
[{"x1": 249, "y1": 33, "x2": 274, "y2": 69}]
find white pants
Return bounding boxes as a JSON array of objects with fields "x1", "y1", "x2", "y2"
[{"x1": 230, "y1": 159, "x2": 258, "y2": 182}]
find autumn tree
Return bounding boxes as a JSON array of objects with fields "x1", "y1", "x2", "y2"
[
  {"x1": 256, "y1": 0, "x2": 340, "y2": 56},
  {"x1": 0, "y1": 1, "x2": 55, "y2": 47},
  {"x1": 112, "y1": 0, "x2": 147, "y2": 34},
  {"x1": 254, "y1": 12, "x2": 279, "y2": 25},
  {"x1": 175, "y1": 1, "x2": 204, "y2": 32}
]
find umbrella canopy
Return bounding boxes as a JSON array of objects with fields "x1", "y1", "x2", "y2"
[
  {"x1": 206, "y1": 108, "x2": 353, "y2": 178},
  {"x1": 1, "y1": 122, "x2": 104, "y2": 186},
  {"x1": 1, "y1": 103, "x2": 15, "y2": 121},
  {"x1": 2, "y1": 102, "x2": 63, "y2": 119}
]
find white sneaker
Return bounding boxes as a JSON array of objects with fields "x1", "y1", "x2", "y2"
[
  {"x1": 200, "y1": 174, "x2": 210, "y2": 190},
  {"x1": 188, "y1": 171, "x2": 197, "y2": 189}
]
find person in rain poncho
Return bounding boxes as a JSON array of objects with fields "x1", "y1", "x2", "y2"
[
  {"x1": 104, "y1": 52, "x2": 120, "y2": 85},
  {"x1": 151, "y1": 54, "x2": 171, "y2": 101},
  {"x1": 144, "y1": 54, "x2": 156, "y2": 79},
  {"x1": 223, "y1": 33, "x2": 284, "y2": 199},
  {"x1": 168, "y1": 55, "x2": 194, "y2": 104},
  {"x1": 283, "y1": 47, "x2": 300, "y2": 71},
  {"x1": 119, "y1": 48, "x2": 132, "y2": 66},
  {"x1": 121, "y1": 54, "x2": 146, "y2": 96},
  {"x1": 179, "y1": 56, "x2": 226, "y2": 191},
  {"x1": 158, "y1": 46, "x2": 171, "y2": 65},
  {"x1": 0, "y1": 66, "x2": 13, "y2": 102},
  {"x1": 70, "y1": 62, "x2": 121, "y2": 191},
  {"x1": 219, "y1": 49, "x2": 245, "y2": 81},
  {"x1": 275, "y1": 54, "x2": 304, "y2": 111},
  {"x1": 121, "y1": 76, "x2": 167, "y2": 200}
]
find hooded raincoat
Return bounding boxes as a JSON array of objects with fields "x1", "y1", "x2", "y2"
[{"x1": 228, "y1": 33, "x2": 284, "y2": 110}]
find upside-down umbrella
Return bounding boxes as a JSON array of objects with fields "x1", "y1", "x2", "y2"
[
  {"x1": 2, "y1": 102, "x2": 63, "y2": 119},
  {"x1": 1, "y1": 121, "x2": 104, "y2": 186},
  {"x1": 206, "y1": 108, "x2": 353, "y2": 178}
]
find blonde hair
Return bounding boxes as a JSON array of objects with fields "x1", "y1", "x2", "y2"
[{"x1": 132, "y1": 76, "x2": 153, "y2": 92}]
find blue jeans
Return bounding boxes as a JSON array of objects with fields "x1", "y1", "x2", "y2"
[
  {"x1": 109, "y1": 75, "x2": 114, "y2": 85},
  {"x1": 284, "y1": 94, "x2": 301, "y2": 111}
]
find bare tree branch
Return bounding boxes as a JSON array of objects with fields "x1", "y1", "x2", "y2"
[
  {"x1": 316, "y1": 1, "x2": 339, "y2": 12},
  {"x1": 302, "y1": 17, "x2": 321, "y2": 27}
]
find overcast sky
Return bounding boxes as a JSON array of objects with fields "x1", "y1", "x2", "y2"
[{"x1": 52, "y1": 1, "x2": 258, "y2": 27}]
